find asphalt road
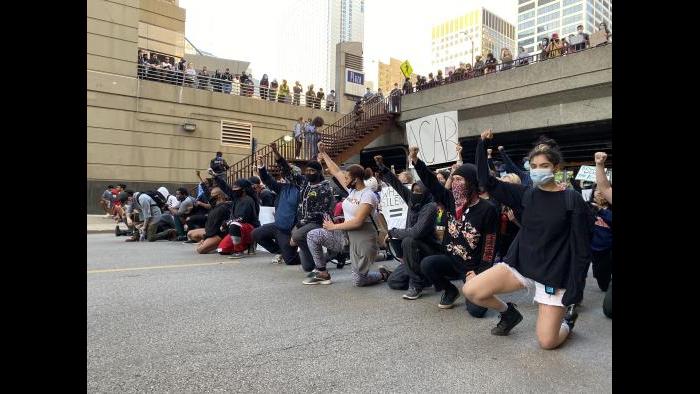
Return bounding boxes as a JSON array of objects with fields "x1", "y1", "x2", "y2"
[{"x1": 87, "y1": 234, "x2": 612, "y2": 393}]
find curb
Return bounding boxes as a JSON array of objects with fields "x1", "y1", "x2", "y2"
[{"x1": 87, "y1": 229, "x2": 116, "y2": 234}]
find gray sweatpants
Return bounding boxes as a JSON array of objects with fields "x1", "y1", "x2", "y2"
[{"x1": 307, "y1": 222, "x2": 382, "y2": 286}]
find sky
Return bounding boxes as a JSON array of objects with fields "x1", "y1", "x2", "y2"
[{"x1": 179, "y1": 0, "x2": 517, "y2": 88}]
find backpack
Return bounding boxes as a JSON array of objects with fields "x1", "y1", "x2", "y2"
[{"x1": 143, "y1": 190, "x2": 168, "y2": 210}]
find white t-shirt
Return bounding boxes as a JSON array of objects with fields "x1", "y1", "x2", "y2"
[{"x1": 342, "y1": 187, "x2": 378, "y2": 223}]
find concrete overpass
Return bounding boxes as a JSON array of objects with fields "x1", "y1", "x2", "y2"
[{"x1": 358, "y1": 45, "x2": 612, "y2": 169}]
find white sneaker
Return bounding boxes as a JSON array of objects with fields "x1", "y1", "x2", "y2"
[{"x1": 271, "y1": 255, "x2": 284, "y2": 264}]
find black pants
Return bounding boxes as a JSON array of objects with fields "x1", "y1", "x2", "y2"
[
  {"x1": 421, "y1": 255, "x2": 487, "y2": 318},
  {"x1": 401, "y1": 237, "x2": 439, "y2": 290},
  {"x1": 592, "y1": 249, "x2": 612, "y2": 291},
  {"x1": 252, "y1": 223, "x2": 300, "y2": 265},
  {"x1": 291, "y1": 222, "x2": 321, "y2": 272},
  {"x1": 186, "y1": 214, "x2": 207, "y2": 229},
  {"x1": 603, "y1": 282, "x2": 612, "y2": 318}
]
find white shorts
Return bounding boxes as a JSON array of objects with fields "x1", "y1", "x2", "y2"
[{"x1": 497, "y1": 262, "x2": 566, "y2": 307}]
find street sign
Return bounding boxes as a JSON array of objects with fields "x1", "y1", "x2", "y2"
[{"x1": 400, "y1": 60, "x2": 413, "y2": 78}]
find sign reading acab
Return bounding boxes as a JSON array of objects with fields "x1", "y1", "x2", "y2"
[{"x1": 400, "y1": 60, "x2": 413, "y2": 78}]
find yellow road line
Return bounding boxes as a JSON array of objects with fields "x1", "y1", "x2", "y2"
[{"x1": 87, "y1": 261, "x2": 240, "y2": 274}]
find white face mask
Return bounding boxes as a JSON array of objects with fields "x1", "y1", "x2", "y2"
[{"x1": 529, "y1": 168, "x2": 555, "y2": 186}]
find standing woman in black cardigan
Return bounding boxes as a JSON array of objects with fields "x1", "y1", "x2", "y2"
[{"x1": 463, "y1": 129, "x2": 593, "y2": 350}]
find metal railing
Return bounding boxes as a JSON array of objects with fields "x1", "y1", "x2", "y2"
[
  {"x1": 137, "y1": 64, "x2": 338, "y2": 112},
  {"x1": 402, "y1": 43, "x2": 610, "y2": 95},
  {"x1": 226, "y1": 94, "x2": 397, "y2": 183}
]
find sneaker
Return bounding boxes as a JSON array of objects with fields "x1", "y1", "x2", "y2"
[
  {"x1": 564, "y1": 305, "x2": 579, "y2": 331},
  {"x1": 306, "y1": 269, "x2": 319, "y2": 278},
  {"x1": 303, "y1": 270, "x2": 332, "y2": 285},
  {"x1": 491, "y1": 302, "x2": 524, "y2": 336},
  {"x1": 115, "y1": 225, "x2": 123, "y2": 237},
  {"x1": 402, "y1": 287, "x2": 423, "y2": 300},
  {"x1": 438, "y1": 288, "x2": 459, "y2": 309},
  {"x1": 175, "y1": 235, "x2": 188, "y2": 242},
  {"x1": 271, "y1": 255, "x2": 284, "y2": 264},
  {"x1": 378, "y1": 265, "x2": 393, "y2": 281},
  {"x1": 183, "y1": 239, "x2": 197, "y2": 244},
  {"x1": 228, "y1": 252, "x2": 245, "y2": 259},
  {"x1": 104, "y1": 214, "x2": 112, "y2": 218},
  {"x1": 125, "y1": 236, "x2": 139, "y2": 242}
]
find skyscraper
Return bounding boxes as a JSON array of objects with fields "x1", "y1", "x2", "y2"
[
  {"x1": 274, "y1": 0, "x2": 364, "y2": 94},
  {"x1": 431, "y1": 8, "x2": 515, "y2": 73},
  {"x1": 516, "y1": 0, "x2": 612, "y2": 54}
]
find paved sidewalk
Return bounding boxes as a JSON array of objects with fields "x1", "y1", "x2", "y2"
[{"x1": 87, "y1": 215, "x2": 120, "y2": 234}]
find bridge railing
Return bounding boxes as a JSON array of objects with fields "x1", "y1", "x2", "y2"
[
  {"x1": 403, "y1": 43, "x2": 611, "y2": 94},
  {"x1": 136, "y1": 64, "x2": 338, "y2": 112}
]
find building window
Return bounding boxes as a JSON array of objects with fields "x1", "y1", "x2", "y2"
[
  {"x1": 519, "y1": 0, "x2": 533, "y2": 4},
  {"x1": 518, "y1": 20, "x2": 535, "y2": 30},
  {"x1": 519, "y1": 2, "x2": 535, "y2": 12},
  {"x1": 563, "y1": 0, "x2": 580, "y2": 5},
  {"x1": 563, "y1": 13, "x2": 582, "y2": 26},
  {"x1": 537, "y1": 12, "x2": 559, "y2": 25},
  {"x1": 518, "y1": 37, "x2": 535, "y2": 47},
  {"x1": 518, "y1": 29, "x2": 535, "y2": 40},
  {"x1": 538, "y1": 2, "x2": 561, "y2": 15},
  {"x1": 537, "y1": 0, "x2": 558, "y2": 5},
  {"x1": 563, "y1": 4, "x2": 583, "y2": 15}
]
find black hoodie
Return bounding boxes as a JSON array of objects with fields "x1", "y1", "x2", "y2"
[{"x1": 377, "y1": 164, "x2": 438, "y2": 244}]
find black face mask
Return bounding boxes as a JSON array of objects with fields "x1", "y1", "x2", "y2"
[
  {"x1": 209, "y1": 196, "x2": 219, "y2": 206},
  {"x1": 411, "y1": 193, "x2": 425, "y2": 207},
  {"x1": 307, "y1": 172, "x2": 322, "y2": 183}
]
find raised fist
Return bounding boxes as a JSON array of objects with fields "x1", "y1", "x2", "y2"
[
  {"x1": 487, "y1": 148, "x2": 493, "y2": 157},
  {"x1": 408, "y1": 146, "x2": 420, "y2": 162},
  {"x1": 498, "y1": 145, "x2": 504, "y2": 151},
  {"x1": 455, "y1": 144, "x2": 463, "y2": 154},
  {"x1": 594, "y1": 152, "x2": 607, "y2": 165},
  {"x1": 480, "y1": 128, "x2": 494, "y2": 140},
  {"x1": 318, "y1": 141, "x2": 326, "y2": 153}
]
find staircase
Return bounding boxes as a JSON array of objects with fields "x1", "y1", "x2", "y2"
[{"x1": 226, "y1": 95, "x2": 398, "y2": 184}]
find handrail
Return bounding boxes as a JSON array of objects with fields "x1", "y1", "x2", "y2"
[
  {"x1": 137, "y1": 64, "x2": 338, "y2": 111},
  {"x1": 226, "y1": 94, "x2": 398, "y2": 182}
]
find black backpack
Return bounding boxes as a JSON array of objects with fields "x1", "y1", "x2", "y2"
[{"x1": 143, "y1": 190, "x2": 168, "y2": 210}]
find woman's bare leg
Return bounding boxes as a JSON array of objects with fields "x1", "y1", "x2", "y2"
[
  {"x1": 536, "y1": 304, "x2": 569, "y2": 350},
  {"x1": 463, "y1": 264, "x2": 526, "y2": 311}
]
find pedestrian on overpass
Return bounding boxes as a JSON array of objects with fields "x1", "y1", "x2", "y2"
[{"x1": 463, "y1": 130, "x2": 594, "y2": 350}]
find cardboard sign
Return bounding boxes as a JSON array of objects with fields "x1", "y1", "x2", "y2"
[
  {"x1": 575, "y1": 165, "x2": 612, "y2": 183},
  {"x1": 406, "y1": 111, "x2": 459, "y2": 166},
  {"x1": 379, "y1": 184, "x2": 409, "y2": 230}
]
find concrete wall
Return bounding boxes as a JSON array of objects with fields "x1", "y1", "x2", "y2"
[
  {"x1": 86, "y1": 0, "x2": 343, "y2": 213},
  {"x1": 398, "y1": 45, "x2": 612, "y2": 136}
]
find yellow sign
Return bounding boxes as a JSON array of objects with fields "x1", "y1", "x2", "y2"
[{"x1": 400, "y1": 60, "x2": 413, "y2": 78}]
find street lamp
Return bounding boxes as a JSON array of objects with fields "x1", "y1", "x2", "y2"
[{"x1": 462, "y1": 31, "x2": 474, "y2": 65}]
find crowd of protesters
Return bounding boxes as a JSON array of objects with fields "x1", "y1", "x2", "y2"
[
  {"x1": 401, "y1": 23, "x2": 611, "y2": 95},
  {"x1": 104, "y1": 118, "x2": 613, "y2": 349},
  {"x1": 137, "y1": 51, "x2": 336, "y2": 111}
]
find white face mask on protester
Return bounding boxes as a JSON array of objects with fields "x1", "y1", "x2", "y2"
[{"x1": 529, "y1": 168, "x2": 555, "y2": 186}]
